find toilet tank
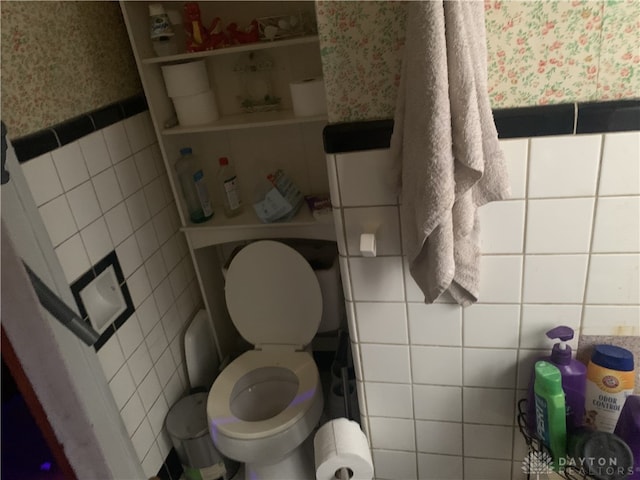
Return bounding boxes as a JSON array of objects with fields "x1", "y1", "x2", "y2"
[{"x1": 222, "y1": 240, "x2": 345, "y2": 333}]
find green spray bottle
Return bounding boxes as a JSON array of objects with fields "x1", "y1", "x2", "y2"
[{"x1": 534, "y1": 361, "x2": 567, "y2": 470}]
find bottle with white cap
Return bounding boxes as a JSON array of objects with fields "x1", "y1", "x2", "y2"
[{"x1": 149, "y1": 3, "x2": 177, "y2": 57}]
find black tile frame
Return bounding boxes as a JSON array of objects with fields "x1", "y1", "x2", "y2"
[
  {"x1": 12, "y1": 93, "x2": 148, "y2": 163},
  {"x1": 70, "y1": 250, "x2": 134, "y2": 352},
  {"x1": 323, "y1": 99, "x2": 640, "y2": 153}
]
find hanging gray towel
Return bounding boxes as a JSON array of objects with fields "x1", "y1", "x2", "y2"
[{"x1": 390, "y1": 1, "x2": 510, "y2": 306}]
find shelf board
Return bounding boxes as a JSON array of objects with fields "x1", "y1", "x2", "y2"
[
  {"x1": 162, "y1": 110, "x2": 327, "y2": 134},
  {"x1": 142, "y1": 35, "x2": 320, "y2": 65},
  {"x1": 182, "y1": 206, "x2": 335, "y2": 249}
]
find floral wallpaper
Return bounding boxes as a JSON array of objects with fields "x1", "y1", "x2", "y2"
[
  {"x1": 1, "y1": 1, "x2": 141, "y2": 139},
  {"x1": 316, "y1": 0, "x2": 640, "y2": 123}
]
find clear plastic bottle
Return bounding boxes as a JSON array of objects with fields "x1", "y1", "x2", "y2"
[
  {"x1": 175, "y1": 148, "x2": 213, "y2": 223},
  {"x1": 217, "y1": 157, "x2": 243, "y2": 217}
]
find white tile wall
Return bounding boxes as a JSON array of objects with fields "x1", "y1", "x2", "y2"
[
  {"x1": 21, "y1": 112, "x2": 199, "y2": 475},
  {"x1": 330, "y1": 132, "x2": 640, "y2": 479}
]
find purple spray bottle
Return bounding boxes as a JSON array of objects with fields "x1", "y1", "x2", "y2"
[{"x1": 526, "y1": 326, "x2": 587, "y2": 435}]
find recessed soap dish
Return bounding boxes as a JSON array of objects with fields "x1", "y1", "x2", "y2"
[{"x1": 79, "y1": 265, "x2": 126, "y2": 334}]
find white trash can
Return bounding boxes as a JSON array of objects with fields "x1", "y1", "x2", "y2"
[{"x1": 165, "y1": 393, "x2": 238, "y2": 480}]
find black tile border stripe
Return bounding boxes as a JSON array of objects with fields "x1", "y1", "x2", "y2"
[
  {"x1": 12, "y1": 92, "x2": 147, "y2": 164},
  {"x1": 323, "y1": 99, "x2": 640, "y2": 154}
]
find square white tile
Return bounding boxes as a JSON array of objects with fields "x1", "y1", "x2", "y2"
[
  {"x1": 463, "y1": 458, "x2": 512, "y2": 480},
  {"x1": 478, "y1": 255, "x2": 523, "y2": 303},
  {"x1": 144, "y1": 179, "x2": 166, "y2": 217},
  {"x1": 411, "y1": 346, "x2": 462, "y2": 385},
  {"x1": 528, "y1": 134, "x2": 601, "y2": 198},
  {"x1": 103, "y1": 122, "x2": 132, "y2": 164},
  {"x1": 404, "y1": 257, "x2": 425, "y2": 302},
  {"x1": 349, "y1": 256, "x2": 405, "y2": 302},
  {"x1": 114, "y1": 156, "x2": 142, "y2": 198},
  {"x1": 115, "y1": 234, "x2": 143, "y2": 279},
  {"x1": 526, "y1": 198, "x2": 595, "y2": 253},
  {"x1": 365, "y1": 382, "x2": 413, "y2": 418},
  {"x1": 55, "y1": 234, "x2": 91, "y2": 283},
  {"x1": 407, "y1": 303, "x2": 462, "y2": 346},
  {"x1": 500, "y1": 138, "x2": 528, "y2": 199},
  {"x1": 523, "y1": 255, "x2": 588, "y2": 303},
  {"x1": 134, "y1": 147, "x2": 158, "y2": 186},
  {"x1": 478, "y1": 200, "x2": 525, "y2": 254},
  {"x1": 360, "y1": 344, "x2": 411, "y2": 383},
  {"x1": 119, "y1": 393, "x2": 145, "y2": 436},
  {"x1": 152, "y1": 208, "x2": 174, "y2": 246},
  {"x1": 21, "y1": 153, "x2": 63, "y2": 206},
  {"x1": 463, "y1": 304, "x2": 520, "y2": 348},
  {"x1": 124, "y1": 112, "x2": 153, "y2": 154},
  {"x1": 116, "y1": 313, "x2": 143, "y2": 359},
  {"x1": 464, "y1": 424, "x2": 513, "y2": 459},
  {"x1": 582, "y1": 305, "x2": 640, "y2": 336},
  {"x1": 96, "y1": 337, "x2": 125, "y2": 381},
  {"x1": 516, "y1": 349, "x2": 547, "y2": 390},
  {"x1": 520, "y1": 304, "x2": 582, "y2": 349},
  {"x1": 80, "y1": 218, "x2": 113, "y2": 265},
  {"x1": 79, "y1": 130, "x2": 112, "y2": 176},
  {"x1": 161, "y1": 306, "x2": 181, "y2": 344},
  {"x1": 39, "y1": 195, "x2": 77, "y2": 247},
  {"x1": 155, "y1": 344, "x2": 177, "y2": 388},
  {"x1": 161, "y1": 236, "x2": 182, "y2": 272},
  {"x1": 413, "y1": 385, "x2": 462, "y2": 421},
  {"x1": 51, "y1": 142, "x2": 89, "y2": 192},
  {"x1": 92, "y1": 168, "x2": 123, "y2": 213},
  {"x1": 135, "y1": 220, "x2": 159, "y2": 260},
  {"x1": 343, "y1": 206, "x2": 402, "y2": 256},
  {"x1": 586, "y1": 254, "x2": 640, "y2": 304},
  {"x1": 141, "y1": 443, "x2": 163, "y2": 479},
  {"x1": 138, "y1": 370, "x2": 162, "y2": 411},
  {"x1": 599, "y1": 132, "x2": 640, "y2": 196},
  {"x1": 335, "y1": 149, "x2": 398, "y2": 206},
  {"x1": 108, "y1": 364, "x2": 135, "y2": 410},
  {"x1": 104, "y1": 201, "x2": 133, "y2": 246},
  {"x1": 463, "y1": 348, "x2": 517, "y2": 388},
  {"x1": 592, "y1": 197, "x2": 640, "y2": 252},
  {"x1": 131, "y1": 418, "x2": 154, "y2": 461},
  {"x1": 128, "y1": 343, "x2": 153, "y2": 385},
  {"x1": 372, "y1": 450, "x2": 417, "y2": 480},
  {"x1": 144, "y1": 320, "x2": 169, "y2": 363},
  {"x1": 368, "y1": 417, "x2": 415, "y2": 451},
  {"x1": 126, "y1": 266, "x2": 152, "y2": 308},
  {"x1": 355, "y1": 302, "x2": 407, "y2": 344},
  {"x1": 126, "y1": 189, "x2": 151, "y2": 230},
  {"x1": 463, "y1": 387, "x2": 515, "y2": 425},
  {"x1": 147, "y1": 395, "x2": 169, "y2": 437},
  {"x1": 153, "y1": 277, "x2": 174, "y2": 317},
  {"x1": 163, "y1": 370, "x2": 186, "y2": 408},
  {"x1": 415, "y1": 420, "x2": 462, "y2": 455},
  {"x1": 137, "y1": 295, "x2": 161, "y2": 337},
  {"x1": 66, "y1": 181, "x2": 101, "y2": 230},
  {"x1": 169, "y1": 264, "x2": 188, "y2": 300},
  {"x1": 417, "y1": 453, "x2": 463, "y2": 480}
]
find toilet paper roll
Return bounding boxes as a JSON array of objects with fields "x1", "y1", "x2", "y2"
[
  {"x1": 289, "y1": 77, "x2": 327, "y2": 117},
  {"x1": 172, "y1": 90, "x2": 219, "y2": 126},
  {"x1": 314, "y1": 418, "x2": 374, "y2": 480},
  {"x1": 161, "y1": 61, "x2": 210, "y2": 98}
]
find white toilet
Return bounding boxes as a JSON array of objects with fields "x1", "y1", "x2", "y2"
[{"x1": 207, "y1": 241, "x2": 325, "y2": 479}]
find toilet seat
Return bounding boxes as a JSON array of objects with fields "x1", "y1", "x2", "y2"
[
  {"x1": 209, "y1": 350, "x2": 319, "y2": 439},
  {"x1": 225, "y1": 241, "x2": 322, "y2": 349}
]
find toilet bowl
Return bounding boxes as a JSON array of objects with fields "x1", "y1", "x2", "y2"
[{"x1": 207, "y1": 241, "x2": 324, "y2": 479}]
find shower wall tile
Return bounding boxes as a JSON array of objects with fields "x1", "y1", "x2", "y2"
[
  {"x1": 599, "y1": 132, "x2": 640, "y2": 196},
  {"x1": 330, "y1": 127, "x2": 637, "y2": 477},
  {"x1": 369, "y1": 417, "x2": 415, "y2": 451},
  {"x1": 343, "y1": 206, "x2": 401, "y2": 256},
  {"x1": 372, "y1": 450, "x2": 417, "y2": 480},
  {"x1": 20, "y1": 112, "x2": 198, "y2": 471},
  {"x1": 528, "y1": 135, "x2": 601, "y2": 198},
  {"x1": 500, "y1": 138, "x2": 528, "y2": 199},
  {"x1": 417, "y1": 453, "x2": 463, "y2": 480}
]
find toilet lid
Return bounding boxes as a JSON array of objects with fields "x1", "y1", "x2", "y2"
[{"x1": 225, "y1": 241, "x2": 322, "y2": 348}]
